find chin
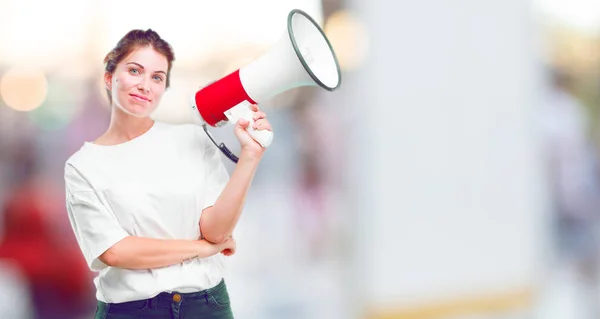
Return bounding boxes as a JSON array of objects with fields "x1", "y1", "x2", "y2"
[{"x1": 120, "y1": 103, "x2": 156, "y2": 118}]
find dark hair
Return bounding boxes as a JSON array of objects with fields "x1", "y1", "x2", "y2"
[{"x1": 103, "y1": 29, "x2": 175, "y2": 103}]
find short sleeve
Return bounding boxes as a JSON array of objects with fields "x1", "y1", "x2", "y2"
[
  {"x1": 65, "y1": 164, "x2": 129, "y2": 272},
  {"x1": 202, "y1": 136, "x2": 230, "y2": 210}
]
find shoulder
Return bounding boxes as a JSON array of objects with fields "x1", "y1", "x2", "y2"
[
  {"x1": 155, "y1": 121, "x2": 200, "y2": 134},
  {"x1": 64, "y1": 146, "x2": 95, "y2": 193},
  {"x1": 64, "y1": 142, "x2": 112, "y2": 190},
  {"x1": 154, "y1": 122, "x2": 210, "y2": 147},
  {"x1": 163, "y1": 122, "x2": 205, "y2": 135},
  {"x1": 65, "y1": 144, "x2": 95, "y2": 172}
]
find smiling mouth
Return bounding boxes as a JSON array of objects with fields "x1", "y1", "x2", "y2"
[{"x1": 130, "y1": 94, "x2": 151, "y2": 102}]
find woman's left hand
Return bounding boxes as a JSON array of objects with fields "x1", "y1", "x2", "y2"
[{"x1": 233, "y1": 104, "x2": 272, "y2": 158}]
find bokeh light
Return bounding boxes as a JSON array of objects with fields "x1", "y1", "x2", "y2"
[
  {"x1": 0, "y1": 67, "x2": 49, "y2": 112},
  {"x1": 324, "y1": 10, "x2": 370, "y2": 71},
  {"x1": 28, "y1": 81, "x2": 84, "y2": 131}
]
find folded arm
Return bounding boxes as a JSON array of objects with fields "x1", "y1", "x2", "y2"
[{"x1": 99, "y1": 236, "x2": 230, "y2": 270}]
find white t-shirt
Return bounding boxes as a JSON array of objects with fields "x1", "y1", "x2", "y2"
[{"x1": 64, "y1": 121, "x2": 230, "y2": 303}]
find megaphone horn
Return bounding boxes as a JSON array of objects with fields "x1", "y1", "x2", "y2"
[{"x1": 157, "y1": 9, "x2": 342, "y2": 162}]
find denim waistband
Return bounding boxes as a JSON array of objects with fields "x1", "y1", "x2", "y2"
[
  {"x1": 102, "y1": 278, "x2": 226, "y2": 307},
  {"x1": 154, "y1": 279, "x2": 226, "y2": 303}
]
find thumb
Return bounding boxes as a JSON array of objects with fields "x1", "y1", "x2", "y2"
[{"x1": 236, "y1": 118, "x2": 250, "y2": 129}]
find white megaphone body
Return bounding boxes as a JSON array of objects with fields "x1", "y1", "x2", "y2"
[{"x1": 154, "y1": 9, "x2": 341, "y2": 161}]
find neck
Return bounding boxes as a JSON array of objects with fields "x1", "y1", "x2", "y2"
[{"x1": 98, "y1": 106, "x2": 154, "y2": 145}]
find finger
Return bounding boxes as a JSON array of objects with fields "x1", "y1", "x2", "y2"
[
  {"x1": 252, "y1": 119, "x2": 272, "y2": 131},
  {"x1": 252, "y1": 111, "x2": 267, "y2": 121},
  {"x1": 251, "y1": 104, "x2": 260, "y2": 112},
  {"x1": 259, "y1": 121, "x2": 272, "y2": 131}
]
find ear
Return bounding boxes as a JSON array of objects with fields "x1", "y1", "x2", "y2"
[{"x1": 104, "y1": 72, "x2": 113, "y2": 91}]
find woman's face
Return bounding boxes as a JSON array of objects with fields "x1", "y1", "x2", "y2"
[{"x1": 105, "y1": 46, "x2": 168, "y2": 117}]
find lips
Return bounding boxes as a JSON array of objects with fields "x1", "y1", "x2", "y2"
[{"x1": 130, "y1": 94, "x2": 151, "y2": 102}]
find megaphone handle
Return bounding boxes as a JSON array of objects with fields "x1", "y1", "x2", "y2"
[
  {"x1": 245, "y1": 120, "x2": 274, "y2": 148},
  {"x1": 224, "y1": 101, "x2": 274, "y2": 148}
]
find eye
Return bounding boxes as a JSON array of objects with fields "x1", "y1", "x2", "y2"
[
  {"x1": 129, "y1": 68, "x2": 140, "y2": 75},
  {"x1": 153, "y1": 75, "x2": 164, "y2": 82}
]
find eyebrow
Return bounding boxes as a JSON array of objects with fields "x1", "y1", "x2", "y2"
[{"x1": 126, "y1": 62, "x2": 167, "y2": 76}]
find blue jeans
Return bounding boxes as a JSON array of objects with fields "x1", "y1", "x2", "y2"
[{"x1": 94, "y1": 279, "x2": 234, "y2": 319}]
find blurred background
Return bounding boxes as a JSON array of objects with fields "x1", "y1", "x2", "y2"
[{"x1": 0, "y1": 0, "x2": 599, "y2": 318}]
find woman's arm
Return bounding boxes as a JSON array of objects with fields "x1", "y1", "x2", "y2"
[
  {"x1": 201, "y1": 151, "x2": 261, "y2": 243},
  {"x1": 201, "y1": 105, "x2": 271, "y2": 244},
  {"x1": 99, "y1": 236, "x2": 234, "y2": 270}
]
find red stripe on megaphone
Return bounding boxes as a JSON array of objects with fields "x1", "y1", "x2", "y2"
[{"x1": 194, "y1": 70, "x2": 257, "y2": 127}]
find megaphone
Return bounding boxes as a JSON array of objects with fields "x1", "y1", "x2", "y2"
[{"x1": 155, "y1": 9, "x2": 341, "y2": 161}]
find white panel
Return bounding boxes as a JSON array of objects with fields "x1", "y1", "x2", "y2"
[{"x1": 345, "y1": 0, "x2": 550, "y2": 310}]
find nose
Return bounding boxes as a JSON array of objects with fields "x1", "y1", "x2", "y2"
[{"x1": 137, "y1": 77, "x2": 150, "y2": 93}]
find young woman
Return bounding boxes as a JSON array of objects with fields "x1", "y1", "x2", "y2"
[{"x1": 64, "y1": 29, "x2": 271, "y2": 319}]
